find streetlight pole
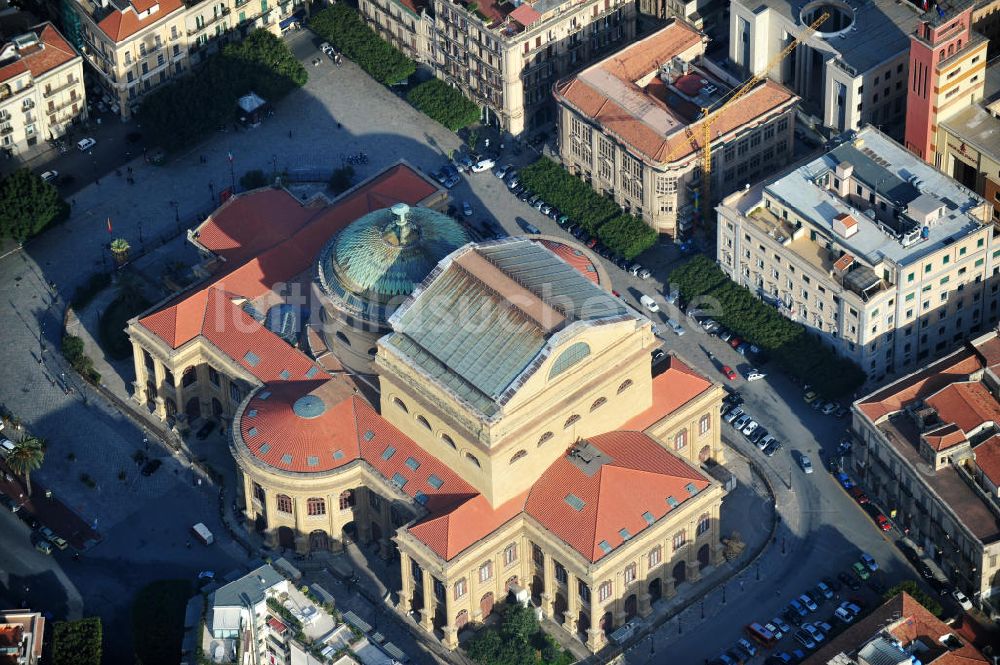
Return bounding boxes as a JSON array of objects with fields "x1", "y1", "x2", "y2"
[{"x1": 700, "y1": 599, "x2": 705, "y2": 619}]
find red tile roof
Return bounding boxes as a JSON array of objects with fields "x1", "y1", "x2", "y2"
[
  {"x1": 856, "y1": 348, "x2": 983, "y2": 422},
  {"x1": 0, "y1": 23, "x2": 78, "y2": 86},
  {"x1": 926, "y1": 381, "x2": 1000, "y2": 434},
  {"x1": 236, "y1": 375, "x2": 478, "y2": 509},
  {"x1": 555, "y1": 21, "x2": 797, "y2": 164},
  {"x1": 923, "y1": 423, "x2": 967, "y2": 451},
  {"x1": 536, "y1": 239, "x2": 600, "y2": 284},
  {"x1": 98, "y1": 0, "x2": 185, "y2": 42},
  {"x1": 524, "y1": 431, "x2": 711, "y2": 561},
  {"x1": 623, "y1": 355, "x2": 713, "y2": 430},
  {"x1": 406, "y1": 493, "x2": 527, "y2": 561},
  {"x1": 973, "y1": 434, "x2": 1000, "y2": 489},
  {"x1": 509, "y1": 3, "x2": 541, "y2": 27}
]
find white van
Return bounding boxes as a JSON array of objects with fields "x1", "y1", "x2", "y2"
[
  {"x1": 639, "y1": 295, "x2": 659, "y2": 312},
  {"x1": 191, "y1": 522, "x2": 214, "y2": 545}
]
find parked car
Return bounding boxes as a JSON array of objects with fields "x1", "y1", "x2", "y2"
[
  {"x1": 793, "y1": 629, "x2": 816, "y2": 650},
  {"x1": 860, "y1": 553, "x2": 878, "y2": 572},
  {"x1": 33, "y1": 538, "x2": 52, "y2": 555},
  {"x1": 834, "y1": 606, "x2": 855, "y2": 623},
  {"x1": 724, "y1": 407, "x2": 744, "y2": 424},
  {"x1": 722, "y1": 365, "x2": 738, "y2": 381},
  {"x1": 839, "y1": 571, "x2": 862, "y2": 590},
  {"x1": 471, "y1": 157, "x2": 495, "y2": 173},
  {"x1": 876, "y1": 514, "x2": 892, "y2": 531},
  {"x1": 0, "y1": 495, "x2": 19, "y2": 512},
  {"x1": 799, "y1": 455, "x2": 814, "y2": 474},
  {"x1": 736, "y1": 638, "x2": 757, "y2": 658},
  {"x1": 39, "y1": 526, "x2": 68, "y2": 550},
  {"x1": 749, "y1": 427, "x2": 768, "y2": 445},
  {"x1": 816, "y1": 582, "x2": 834, "y2": 599},
  {"x1": 839, "y1": 600, "x2": 861, "y2": 615},
  {"x1": 742, "y1": 420, "x2": 759, "y2": 437},
  {"x1": 667, "y1": 319, "x2": 685, "y2": 336},
  {"x1": 788, "y1": 599, "x2": 808, "y2": 617},
  {"x1": 771, "y1": 616, "x2": 791, "y2": 635},
  {"x1": 798, "y1": 594, "x2": 817, "y2": 612},
  {"x1": 640, "y1": 294, "x2": 659, "y2": 312},
  {"x1": 40, "y1": 170, "x2": 59, "y2": 184},
  {"x1": 848, "y1": 486, "x2": 870, "y2": 504},
  {"x1": 517, "y1": 219, "x2": 541, "y2": 235},
  {"x1": 803, "y1": 390, "x2": 819, "y2": 404},
  {"x1": 852, "y1": 561, "x2": 871, "y2": 580},
  {"x1": 462, "y1": 201, "x2": 473, "y2": 217},
  {"x1": 802, "y1": 622, "x2": 825, "y2": 643},
  {"x1": 493, "y1": 163, "x2": 513, "y2": 178},
  {"x1": 76, "y1": 137, "x2": 96, "y2": 152},
  {"x1": 821, "y1": 401, "x2": 838, "y2": 415},
  {"x1": 637, "y1": 267, "x2": 651, "y2": 279}
]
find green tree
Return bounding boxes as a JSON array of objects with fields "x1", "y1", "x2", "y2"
[
  {"x1": 240, "y1": 169, "x2": 269, "y2": 190},
  {"x1": 0, "y1": 168, "x2": 70, "y2": 242},
  {"x1": 52, "y1": 617, "x2": 102, "y2": 665},
  {"x1": 7, "y1": 436, "x2": 45, "y2": 497},
  {"x1": 329, "y1": 165, "x2": 355, "y2": 195},
  {"x1": 499, "y1": 602, "x2": 538, "y2": 642},
  {"x1": 309, "y1": 5, "x2": 415, "y2": 85},
  {"x1": 884, "y1": 581, "x2": 944, "y2": 617},
  {"x1": 406, "y1": 79, "x2": 480, "y2": 131}
]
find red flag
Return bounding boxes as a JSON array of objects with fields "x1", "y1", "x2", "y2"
[{"x1": 106, "y1": 217, "x2": 112, "y2": 234}]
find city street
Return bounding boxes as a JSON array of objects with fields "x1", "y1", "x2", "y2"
[{"x1": 0, "y1": 26, "x2": 946, "y2": 665}]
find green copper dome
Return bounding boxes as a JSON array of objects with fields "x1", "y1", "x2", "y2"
[{"x1": 316, "y1": 204, "x2": 471, "y2": 323}]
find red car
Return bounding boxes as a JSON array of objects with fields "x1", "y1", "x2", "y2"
[
  {"x1": 876, "y1": 514, "x2": 892, "y2": 532},
  {"x1": 729, "y1": 336, "x2": 742, "y2": 348},
  {"x1": 722, "y1": 365, "x2": 737, "y2": 381},
  {"x1": 848, "y1": 486, "x2": 869, "y2": 504}
]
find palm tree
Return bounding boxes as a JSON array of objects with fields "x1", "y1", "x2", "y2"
[{"x1": 7, "y1": 436, "x2": 45, "y2": 498}]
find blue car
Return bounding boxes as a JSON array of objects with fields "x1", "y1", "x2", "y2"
[
  {"x1": 836, "y1": 472, "x2": 855, "y2": 489},
  {"x1": 789, "y1": 599, "x2": 808, "y2": 616}
]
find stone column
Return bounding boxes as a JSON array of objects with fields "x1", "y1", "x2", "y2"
[
  {"x1": 420, "y1": 568, "x2": 436, "y2": 633},
  {"x1": 540, "y1": 554, "x2": 555, "y2": 618},
  {"x1": 663, "y1": 566, "x2": 676, "y2": 598},
  {"x1": 152, "y1": 360, "x2": 167, "y2": 419},
  {"x1": 131, "y1": 342, "x2": 148, "y2": 404},
  {"x1": 397, "y1": 551, "x2": 414, "y2": 613},
  {"x1": 442, "y1": 583, "x2": 458, "y2": 649},
  {"x1": 562, "y1": 572, "x2": 578, "y2": 634},
  {"x1": 586, "y1": 596, "x2": 605, "y2": 653}
]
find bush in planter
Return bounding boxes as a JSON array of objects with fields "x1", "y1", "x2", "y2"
[{"x1": 406, "y1": 79, "x2": 480, "y2": 131}]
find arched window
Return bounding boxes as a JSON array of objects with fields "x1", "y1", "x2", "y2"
[
  {"x1": 339, "y1": 490, "x2": 355, "y2": 510},
  {"x1": 509, "y1": 450, "x2": 527, "y2": 464},
  {"x1": 307, "y1": 497, "x2": 326, "y2": 516},
  {"x1": 465, "y1": 452, "x2": 481, "y2": 467},
  {"x1": 276, "y1": 494, "x2": 292, "y2": 514},
  {"x1": 549, "y1": 342, "x2": 591, "y2": 379},
  {"x1": 590, "y1": 397, "x2": 607, "y2": 412},
  {"x1": 441, "y1": 433, "x2": 457, "y2": 449},
  {"x1": 674, "y1": 429, "x2": 688, "y2": 451},
  {"x1": 182, "y1": 366, "x2": 197, "y2": 387},
  {"x1": 417, "y1": 415, "x2": 432, "y2": 430},
  {"x1": 617, "y1": 379, "x2": 633, "y2": 394},
  {"x1": 697, "y1": 513, "x2": 711, "y2": 535},
  {"x1": 393, "y1": 397, "x2": 408, "y2": 413},
  {"x1": 699, "y1": 414, "x2": 711, "y2": 436},
  {"x1": 335, "y1": 331, "x2": 351, "y2": 346},
  {"x1": 598, "y1": 581, "x2": 613, "y2": 601},
  {"x1": 537, "y1": 431, "x2": 554, "y2": 447},
  {"x1": 564, "y1": 414, "x2": 581, "y2": 429},
  {"x1": 455, "y1": 609, "x2": 469, "y2": 629}
]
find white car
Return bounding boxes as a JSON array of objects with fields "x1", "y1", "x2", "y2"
[
  {"x1": 640, "y1": 295, "x2": 659, "y2": 312},
  {"x1": 471, "y1": 157, "x2": 496, "y2": 173},
  {"x1": 76, "y1": 137, "x2": 96, "y2": 152},
  {"x1": 742, "y1": 420, "x2": 759, "y2": 437},
  {"x1": 667, "y1": 319, "x2": 685, "y2": 336},
  {"x1": 757, "y1": 434, "x2": 776, "y2": 451},
  {"x1": 953, "y1": 589, "x2": 973, "y2": 610},
  {"x1": 799, "y1": 455, "x2": 814, "y2": 474},
  {"x1": 746, "y1": 369, "x2": 766, "y2": 381},
  {"x1": 733, "y1": 414, "x2": 751, "y2": 430},
  {"x1": 40, "y1": 170, "x2": 59, "y2": 183}
]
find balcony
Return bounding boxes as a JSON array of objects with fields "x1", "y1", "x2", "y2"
[
  {"x1": 43, "y1": 78, "x2": 80, "y2": 98},
  {"x1": 47, "y1": 97, "x2": 80, "y2": 117},
  {"x1": 188, "y1": 8, "x2": 231, "y2": 35},
  {"x1": 0, "y1": 125, "x2": 13, "y2": 136}
]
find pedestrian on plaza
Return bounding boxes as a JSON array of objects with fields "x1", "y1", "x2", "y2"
[
  {"x1": 186, "y1": 540, "x2": 191, "y2": 548},
  {"x1": 128, "y1": 166, "x2": 133, "y2": 175},
  {"x1": 288, "y1": 130, "x2": 292, "y2": 139},
  {"x1": 95, "y1": 177, "x2": 100, "y2": 185},
  {"x1": 337, "y1": 122, "x2": 342, "y2": 129}
]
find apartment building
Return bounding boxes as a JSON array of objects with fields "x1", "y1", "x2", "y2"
[
  {"x1": 729, "y1": 0, "x2": 921, "y2": 137},
  {"x1": 802, "y1": 592, "x2": 988, "y2": 664},
  {"x1": 904, "y1": 4, "x2": 988, "y2": 164},
  {"x1": 973, "y1": 0, "x2": 1000, "y2": 58},
  {"x1": 716, "y1": 125, "x2": 999, "y2": 383},
  {"x1": 66, "y1": 0, "x2": 307, "y2": 119},
  {"x1": 0, "y1": 610, "x2": 44, "y2": 665},
  {"x1": 0, "y1": 23, "x2": 86, "y2": 157},
  {"x1": 359, "y1": 0, "x2": 636, "y2": 136},
  {"x1": 852, "y1": 332, "x2": 1000, "y2": 610},
  {"x1": 554, "y1": 19, "x2": 798, "y2": 238}
]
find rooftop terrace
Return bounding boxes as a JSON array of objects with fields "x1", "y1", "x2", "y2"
[{"x1": 754, "y1": 126, "x2": 987, "y2": 267}]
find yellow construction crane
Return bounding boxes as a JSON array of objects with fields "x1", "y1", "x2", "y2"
[{"x1": 665, "y1": 11, "x2": 830, "y2": 232}]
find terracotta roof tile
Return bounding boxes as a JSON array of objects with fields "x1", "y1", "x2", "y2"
[
  {"x1": 0, "y1": 24, "x2": 78, "y2": 85},
  {"x1": 926, "y1": 381, "x2": 1000, "y2": 434},
  {"x1": 98, "y1": 0, "x2": 185, "y2": 42},
  {"x1": 803, "y1": 592, "x2": 987, "y2": 664},
  {"x1": 524, "y1": 431, "x2": 711, "y2": 561},
  {"x1": 509, "y1": 3, "x2": 541, "y2": 27},
  {"x1": 856, "y1": 348, "x2": 983, "y2": 421},
  {"x1": 406, "y1": 493, "x2": 527, "y2": 561},
  {"x1": 923, "y1": 422, "x2": 967, "y2": 451},
  {"x1": 623, "y1": 355, "x2": 713, "y2": 430},
  {"x1": 973, "y1": 434, "x2": 1000, "y2": 488}
]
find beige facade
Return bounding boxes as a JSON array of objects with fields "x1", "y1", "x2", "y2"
[
  {"x1": 637, "y1": 0, "x2": 724, "y2": 39},
  {"x1": 717, "y1": 126, "x2": 1000, "y2": 384},
  {"x1": 0, "y1": 24, "x2": 87, "y2": 157},
  {"x1": 554, "y1": 20, "x2": 797, "y2": 238},
  {"x1": 70, "y1": 0, "x2": 308, "y2": 119},
  {"x1": 852, "y1": 332, "x2": 1000, "y2": 607},
  {"x1": 358, "y1": 0, "x2": 636, "y2": 135}
]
